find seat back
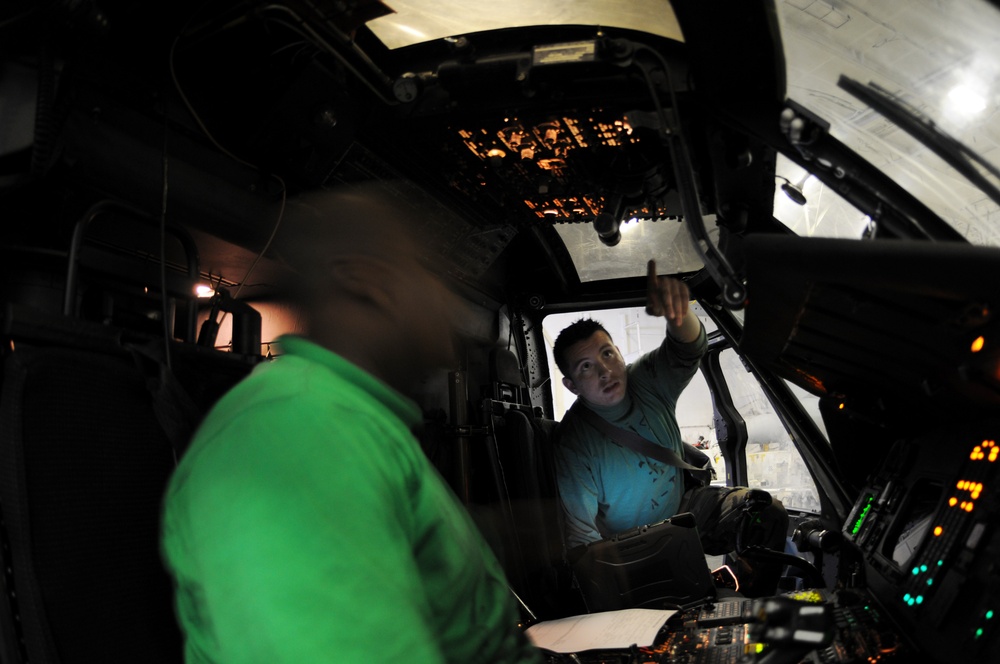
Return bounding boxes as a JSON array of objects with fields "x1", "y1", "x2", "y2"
[
  {"x1": 0, "y1": 307, "x2": 257, "y2": 663},
  {"x1": 488, "y1": 347, "x2": 528, "y2": 404},
  {"x1": 0, "y1": 343, "x2": 182, "y2": 663},
  {"x1": 475, "y1": 348, "x2": 583, "y2": 618},
  {"x1": 490, "y1": 410, "x2": 569, "y2": 614}
]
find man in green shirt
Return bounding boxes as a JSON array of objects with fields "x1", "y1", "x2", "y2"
[{"x1": 161, "y1": 184, "x2": 543, "y2": 663}]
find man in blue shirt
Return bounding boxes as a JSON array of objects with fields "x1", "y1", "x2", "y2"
[{"x1": 552, "y1": 260, "x2": 788, "y2": 597}]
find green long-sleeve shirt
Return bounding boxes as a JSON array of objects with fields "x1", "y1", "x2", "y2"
[{"x1": 161, "y1": 335, "x2": 541, "y2": 663}]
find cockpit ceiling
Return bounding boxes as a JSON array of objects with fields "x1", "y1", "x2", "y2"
[
  {"x1": 165, "y1": 6, "x2": 703, "y2": 215},
  {"x1": 387, "y1": 108, "x2": 684, "y2": 227},
  {"x1": 25, "y1": 0, "x2": 1000, "y2": 300}
]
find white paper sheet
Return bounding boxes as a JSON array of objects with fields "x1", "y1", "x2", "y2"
[{"x1": 524, "y1": 608, "x2": 677, "y2": 653}]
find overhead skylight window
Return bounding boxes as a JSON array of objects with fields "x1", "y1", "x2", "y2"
[
  {"x1": 366, "y1": 0, "x2": 684, "y2": 50},
  {"x1": 553, "y1": 216, "x2": 714, "y2": 282}
]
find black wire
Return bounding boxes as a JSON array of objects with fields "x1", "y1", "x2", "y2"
[
  {"x1": 630, "y1": 42, "x2": 746, "y2": 307},
  {"x1": 159, "y1": 113, "x2": 172, "y2": 369},
  {"x1": 169, "y1": 5, "x2": 288, "y2": 346},
  {"x1": 632, "y1": 44, "x2": 687, "y2": 153},
  {"x1": 506, "y1": 306, "x2": 515, "y2": 351}
]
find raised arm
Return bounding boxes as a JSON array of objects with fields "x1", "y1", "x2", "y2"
[{"x1": 645, "y1": 259, "x2": 701, "y2": 342}]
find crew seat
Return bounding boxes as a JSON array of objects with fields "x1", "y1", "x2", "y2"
[
  {"x1": 0, "y1": 305, "x2": 257, "y2": 663},
  {"x1": 476, "y1": 347, "x2": 582, "y2": 620}
]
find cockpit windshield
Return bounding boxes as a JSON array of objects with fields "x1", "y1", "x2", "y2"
[{"x1": 776, "y1": 0, "x2": 1000, "y2": 247}]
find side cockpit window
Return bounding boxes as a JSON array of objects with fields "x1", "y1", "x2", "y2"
[{"x1": 542, "y1": 305, "x2": 823, "y2": 514}]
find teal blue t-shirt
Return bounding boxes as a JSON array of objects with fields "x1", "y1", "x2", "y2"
[
  {"x1": 554, "y1": 326, "x2": 707, "y2": 548},
  {"x1": 161, "y1": 335, "x2": 542, "y2": 663}
]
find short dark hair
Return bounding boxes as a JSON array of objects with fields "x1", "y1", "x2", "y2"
[{"x1": 553, "y1": 318, "x2": 612, "y2": 376}]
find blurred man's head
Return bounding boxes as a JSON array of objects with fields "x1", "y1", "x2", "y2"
[{"x1": 274, "y1": 182, "x2": 462, "y2": 390}]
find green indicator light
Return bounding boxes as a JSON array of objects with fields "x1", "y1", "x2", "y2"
[
  {"x1": 852, "y1": 496, "x2": 875, "y2": 536},
  {"x1": 976, "y1": 628, "x2": 984, "y2": 639},
  {"x1": 927, "y1": 579, "x2": 934, "y2": 586},
  {"x1": 987, "y1": 611, "x2": 994, "y2": 620},
  {"x1": 920, "y1": 564, "x2": 928, "y2": 572},
  {"x1": 907, "y1": 599, "x2": 915, "y2": 606},
  {"x1": 916, "y1": 596, "x2": 924, "y2": 605},
  {"x1": 937, "y1": 560, "x2": 944, "y2": 566},
  {"x1": 912, "y1": 567, "x2": 920, "y2": 575},
  {"x1": 904, "y1": 593, "x2": 911, "y2": 601}
]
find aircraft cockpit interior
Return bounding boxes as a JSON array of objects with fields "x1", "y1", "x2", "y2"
[{"x1": 1, "y1": 1, "x2": 999, "y2": 662}]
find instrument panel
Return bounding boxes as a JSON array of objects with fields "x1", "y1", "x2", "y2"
[
  {"x1": 844, "y1": 420, "x2": 1000, "y2": 662},
  {"x1": 540, "y1": 419, "x2": 1000, "y2": 664}
]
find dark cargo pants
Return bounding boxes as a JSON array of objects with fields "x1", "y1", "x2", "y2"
[{"x1": 678, "y1": 485, "x2": 790, "y2": 596}]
